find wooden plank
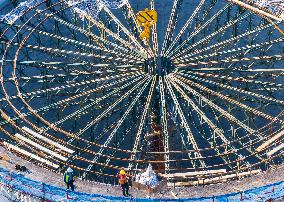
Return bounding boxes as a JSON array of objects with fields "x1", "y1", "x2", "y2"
[
  {"x1": 3, "y1": 142, "x2": 59, "y2": 169},
  {"x1": 22, "y1": 126, "x2": 74, "y2": 154},
  {"x1": 163, "y1": 169, "x2": 227, "y2": 178},
  {"x1": 167, "y1": 170, "x2": 261, "y2": 186},
  {"x1": 202, "y1": 169, "x2": 261, "y2": 182},
  {"x1": 0, "y1": 110, "x2": 10, "y2": 122},
  {"x1": 267, "y1": 142, "x2": 284, "y2": 156},
  {"x1": 15, "y1": 133, "x2": 68, "y2": 161},
  {"x1": 171, "y1": 190, "x2": 178, "y2": 199},
  {"x1": 256, "y1": 129, "x2": 284, "y2": 152}
]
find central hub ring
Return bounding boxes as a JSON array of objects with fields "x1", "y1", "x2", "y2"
[{"x1": 144, "y1": 56, "x2": 175, "y2": 76}]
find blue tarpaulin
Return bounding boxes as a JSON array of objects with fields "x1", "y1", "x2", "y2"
[{"x1": 1, "y1": 167, "x2": 284, "y2": 201}]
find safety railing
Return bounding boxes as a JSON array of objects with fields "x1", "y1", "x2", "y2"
[{"x1": 1, "y1": 166, "x2": 284, "y2": 201}]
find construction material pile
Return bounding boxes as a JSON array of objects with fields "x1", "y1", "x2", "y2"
[
  {"x1": 0, "y1": 0, "x2": 127, "y2": 24},
  {"x1": 135, "y1": 164, "x2": 159, "y2": 188},
  {"x1": 0, "y1": 0, "x2": 45, "y2": 24},
  {"x1": 251, "y1": 0, "x2": 284, "y2": 20},
  {"x1": 66, "y1": 0, "x2": 127, "y2": 19}
]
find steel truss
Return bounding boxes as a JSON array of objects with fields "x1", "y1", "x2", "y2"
[{"x1": 0, "y1": 0, "x2": 284, "y2": 183}]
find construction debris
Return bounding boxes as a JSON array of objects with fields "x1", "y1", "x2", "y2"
[
  {"x1": 135, "y1": 164, "x2": 159, "y2": 188},
  {"x1": 133, "y1": 164, "x2": 167, "y2": 194}
]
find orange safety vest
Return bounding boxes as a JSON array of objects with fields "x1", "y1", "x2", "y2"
[{"x1": 118, "y1": 174, "x2": 127, "y2": 184}]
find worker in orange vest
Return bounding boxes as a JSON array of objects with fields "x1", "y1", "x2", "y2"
[{"x1": 117, "y1": 170, "x2": 131, "y2": 197}]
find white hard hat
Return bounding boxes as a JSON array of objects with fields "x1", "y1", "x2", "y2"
[{"x1": 67, "y1": 167, "x2": 73, "y2": 172}]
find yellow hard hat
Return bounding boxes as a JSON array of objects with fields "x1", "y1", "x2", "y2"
[{"x1": 120, "y1": 170, "x2": 126, "y2": 175}]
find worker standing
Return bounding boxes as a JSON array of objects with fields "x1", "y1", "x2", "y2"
[
  {"x1": 64, "y1": 167, "x2": 75, "y2": 191},
  {"x1": 117, "y1": 170, "x2": 131, "y2": 197}
]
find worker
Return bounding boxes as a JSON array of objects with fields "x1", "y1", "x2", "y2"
[
  {"x1": 64, "y1": 167, "x2": 75, "y2": 191},
  {"x1": 117, "y1": 170, "x2": 131, "y2": 197}
]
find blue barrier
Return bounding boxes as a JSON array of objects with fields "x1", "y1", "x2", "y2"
[{"x1": 0, "y1": 166, "x2": 284, "y2": 201}]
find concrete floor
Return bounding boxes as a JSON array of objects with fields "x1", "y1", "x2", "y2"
[
  {"x1": 1, "y1": 145, "x2": 284, "y2": 199},
  {"x1": 0, "y1": 194, "x2": 10, "y2": 202}
]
